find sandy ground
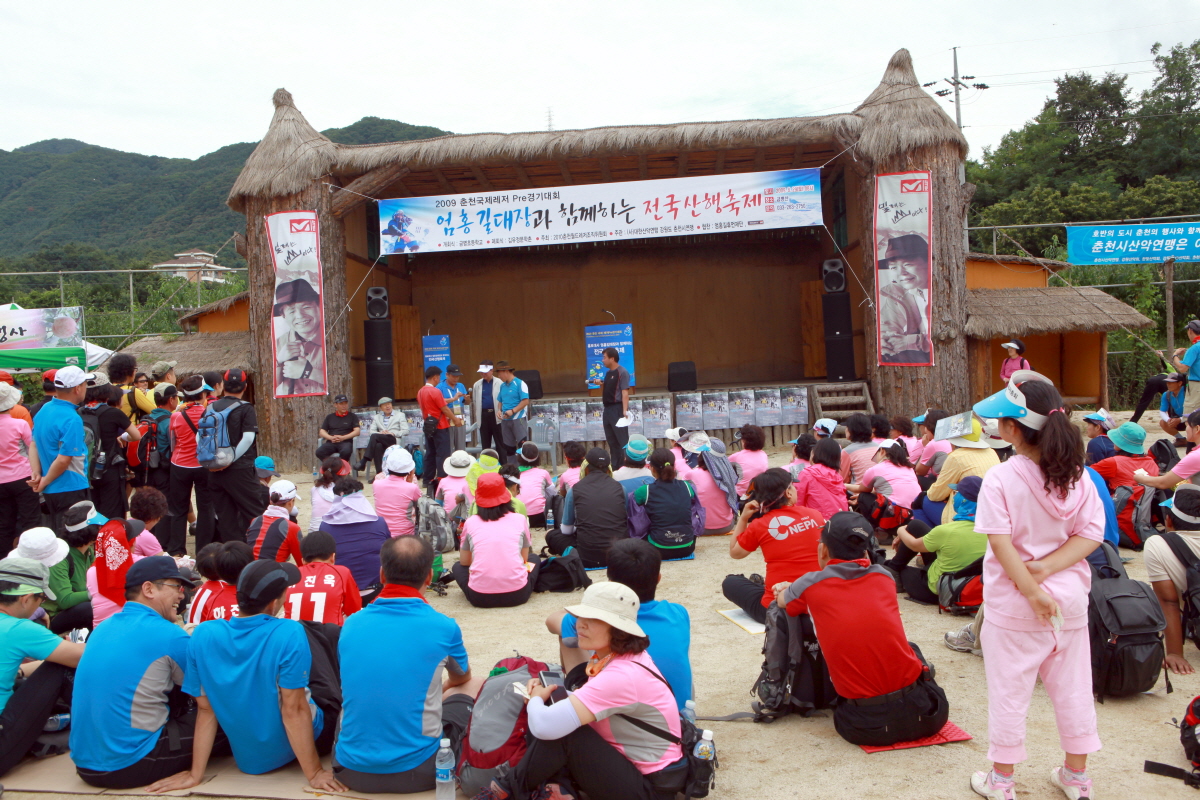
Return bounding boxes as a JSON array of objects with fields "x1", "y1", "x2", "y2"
[{"x1": 9, "y1": 411, "x2": 1199, "y2": 800}]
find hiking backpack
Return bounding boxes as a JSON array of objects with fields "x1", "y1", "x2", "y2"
[
  {"x1": 854, "y1": 491, "x2": 912, "y2": 534},
  {"x1": 1150, "y1": 437, "x2": 1182, "y2": 477},
  {"x1": 749, "y1": 603, "x2": 837, "y2": 720},
  {"x1": 415, "y1": 495, "x2": 455, "y2": 553},
  {"x1": 1144, "y1": 695, "x2": 1200, "y2": 788},
  {"x1": 533, "y1": 547, "x2": 592, "y2": 592},
  {"x1": 79, "y1": 406, "x2": 103, "y2": 478},
  {"x1": 408, "y1": 443, "x2": 424, "y2": 476},
  {"x1": 937, "y1": 557, "x2": 984, "y2": 615},
  {"x1": 1161, "y1": 532, "x2": 1200, "y2": 652},
  {"x1": 1112, "y1": 483, "x2": 1159, "y2": 549},
  {"x1": 126, "y1": 414, "x2": 163, "y2": 475},
  {"x1": 196, "y1": 399, "x2": 244, "y2": 470},
  {"x1": 1088, "y1": 541, "x2": 1170, "y2": 700},
  {"x1": 457, "y1": 655, "x2": 548, "y2": 797}
]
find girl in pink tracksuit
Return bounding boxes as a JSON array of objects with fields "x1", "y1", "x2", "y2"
[{"x1": 971, "y1": 376, "x2": 1103, "y2": 800}]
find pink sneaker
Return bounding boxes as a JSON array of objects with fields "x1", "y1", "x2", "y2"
[
  {"x1": 1050, "y1": 766, "x2": 1093, "y2": 799},
  {"x1": 972, "y1": 770, "x2": 1016, "y2": 800}
]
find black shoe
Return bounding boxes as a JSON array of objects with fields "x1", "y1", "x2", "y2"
[
  {"x1": 748, "y1": 573, "x2": 765, "y2": 587},
  {"x1": 354, "y1": 459, "x2": 368, "y2": 471},
  {"x1": 188, "y1": 522, "x2": 197, "y2": 537}
]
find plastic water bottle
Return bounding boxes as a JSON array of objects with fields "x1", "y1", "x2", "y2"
[
  {"x1": 432, "y1": 551, "x2": 444, "y2": 578},
  {"x1": 681, "y1": 700, "x2": 696, "y2": 724},
  {"x1": 693, "y1": 729, "x2": 715, "y2": 761},
  {"x1": 434, "y1": 737, "x2": 455, "y2": 800},
  {"x1": 43, "y1": 713, "x2": 70, "y2": 732}
]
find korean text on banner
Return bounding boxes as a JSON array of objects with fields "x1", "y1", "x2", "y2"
[
  {"x1": 873, "y1": 172, "x2": 933, "y2": 367},
  {"x1": 585, "y1": 324, "x2": 635, "y2": 389},
  {"x1": 379, "y1": 169, "x2": 822, "y2": 254},
  {"x1": 1067, "y1": 223, "x2": 1200, "y2": 265},
  {"x1": 0, "y1": 307, "x2": 83, "y2": 350},
  {"x1": 265, "y1": 211, "x2": 328, "y2": 399},
  {"x1": 423, "y1": 335, "x2": 451, "y2": 372}
]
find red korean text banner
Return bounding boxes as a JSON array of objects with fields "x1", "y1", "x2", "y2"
[
  {"x1": 873, "y1": 171, "x2": 933, "y2": 367},
  {"x1": 264, "y1": 211, "x2": 328, "y2": 398}
]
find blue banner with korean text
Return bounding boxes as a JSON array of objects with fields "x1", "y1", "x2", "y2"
[
  {"x1": 378, "y1": 169, "x2": 822, "y2": 254},
  {"x1": 1066, "y1": 223, "x2": 1200, "y2": 265},
  {"x1": 422, "y1": 335, "x2": 451, "y2": 372},
  {"x1": 585, "y1": 323, "x2": 635, "y2": 390}
]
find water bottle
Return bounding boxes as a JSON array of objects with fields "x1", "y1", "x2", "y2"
[
  {"x1": 681, "y1": 700, "x2": 696, "y2": 724},
  {"x1": 434, "y1": 737, "x2": 455, "y2": 800},
  {"x1": 546, "y1": 504, "x2": 555, "y2": 528},
  {"x1": 693, "y1": 729, "x2": 715, "y2": 761},
  {"x1": 92, "y1": 450, "x2": 106, "y2": 479},
  {"x1": 43, "y1": 713, "x2": 70, "y2": 732},
  {"x1": 432, "y1": 551, "x2": 444, "y2": 578}
]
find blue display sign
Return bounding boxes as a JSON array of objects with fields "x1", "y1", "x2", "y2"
[
  {"x1": 1066, "y1": 223, "x2": 1200, "y2": 265},
  {"x1": 585, "y1": 323, "x2": 635, "y2": 389},
  {"x1": 422, "y1": 335, "x2": 451, "y2": 371}
]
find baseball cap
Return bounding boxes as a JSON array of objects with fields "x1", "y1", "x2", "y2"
[
  {"x1": 0, "y1": 371, "x2": 13, "y2": 386},
  {"x1": 334, "y1": 394, "x2": 349, "y2": 403},
  {"x1": 564, "y1": 581, "x2": 645, "y2": 636},
  {"x1": 623, "y1": 435, "x2": 651, "y2": 461},
  {"x1": 1167, "y1": 372, "x2": 1189, "y2": 383},
  {"x1": 154, "y1": 383, "x2": 179, "y2": 402},
  {"x1": 822, "y1": 512, "x2": 875, "y2": 557},
  {"x1": 41, "y1": 369, "x2": 57, "y2": 382},
  {"x1": 237, "y1": 560, "x2": 301, "y2": 605},
  {"x1": 54, "y1": 365, "x2": 95, "y2": 389},
  {"x1": 222, "y1": 368, "x2": 247, "y2": 388},
  {"x1": 0, "y1": 556, "x2": 56, "y2": 600},
  {"x1": 446, "y1": 364, "x2": 463, "y2": 376},
  {"x1": 125, "y1": 555, "x2": 196, "y2": 589},
  {"x1": 585, "y1": 447, "x2": 611, "y2": 471},
  {"x1": 269, "y1": 479, "x2": 298, "y2": 502},
  {"x1": 950, "y1": 475, "x2": 983, "y2": 503},
  {"x1": 255, "y1": 456, "x2": 281, "y2": 480},
  {"x1": 382, "y1": 445, "x2": 415, "y2": 474},
  {"x1": 812, "y1": 418, "x2": 837, "y2": 437},
  {"x1": 151, "y1": 360, "x2": 177, "y2": 378},
  {"x1": 1188, "y1": 319, "x2": 1200, "y2": 336}
]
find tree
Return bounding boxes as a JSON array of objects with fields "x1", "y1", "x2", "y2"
[{"x1": 1132, "y1": 40, "x2": 1200, "y2": 181}]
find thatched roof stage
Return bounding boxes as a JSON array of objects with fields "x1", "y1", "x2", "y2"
[
  {"x1": 965, "y1": 287, "x2": 1154, "y2": 339},
  {"x1": 228, "y1": 49, "x2": 966, "y2": 212},
  {"x1": 178, "y1": 290, "x2": 248, "y2": 327},
  {"x1": 119, "y1": 331, "x2": 253, "y2": 377}
]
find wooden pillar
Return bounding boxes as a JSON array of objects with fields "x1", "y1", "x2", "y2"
[
  {"x1": 244, "y1": 180, "x2": 350, "y2": 472},
  {"x1": 1099, "y1": 331, "x2": 1109, "y2": 410}
]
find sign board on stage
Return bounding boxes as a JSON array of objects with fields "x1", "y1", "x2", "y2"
[
  {"x1": 754, "y1": 389, "x2": 781, "y2": 427},
  {"x1": 641, "y1": 397, "x2": 672, "y2": 438},
  {"x1": 1066, "y1": 223, "x2": 1200, "y2": 264},
  {"x1": 780, "y1": 386, "x2": 809, "y2": 426},
  {"x1": 674, "y1": 392, "x2": 702, "y2": 431},
  {"x1": 728, "y1": 389, "x2": 755, "y2": 428},
  {"x1": 625, "y1": 397, "x2": 644, "y2": 436},
  {"x1": 585, "y1": 323, "x2": 635, "y2": 389},
  {"x1": 585, "y1": 400, "x2": 606, "y2": 441},
  {"x1": 559, "y1": 401, "x2": 586, "y2": 442},
  {"x1": 529, "y1": 403, "x2": 559, "y2": 438},
  {"x1": 703, "y1": 391, "x2": 729, "y2": 430},
  {"x1": 422, "y1": 335, "x2": 451, "y2": 371},
  {"x1": 934, "y1": 410, "x2": 974, "y2": 442},
  {"x1": 378, "y1": 168, "x2": 823, "y2": 254}
]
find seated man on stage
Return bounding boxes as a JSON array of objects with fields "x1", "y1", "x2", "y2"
[
  {"x1": 316, "y1": 395, "x2": 360, "y2": 462},
  {"x1": 355, "y1": 397, "x2": 409, "y2": 474}
]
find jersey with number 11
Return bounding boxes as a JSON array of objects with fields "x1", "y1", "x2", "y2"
[{"x1": 285, "y1": 562, "x2": 362, "y2": 625}]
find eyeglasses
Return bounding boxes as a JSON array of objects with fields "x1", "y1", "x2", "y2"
[{"x1": 152, "y1": 580, "x2": 185, "y2": 592}]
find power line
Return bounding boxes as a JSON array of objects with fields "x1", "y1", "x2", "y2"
[
  {"x1": 976, "y1": 60, "x2": 1154, "y2": 79},
  {"x1": 964, "y1": 109, "x2": 1200, "y2": 128},
  {"x1": 986, "y1": 70, "x2": 1156, "y2": 88},
  {"x1": 958, "y1": 18, "x2": 1200, "y2": 49}
]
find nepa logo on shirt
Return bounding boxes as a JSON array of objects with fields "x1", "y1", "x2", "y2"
[{"x1": 767, "y1": 514, "x2": 820, "y2": 541}]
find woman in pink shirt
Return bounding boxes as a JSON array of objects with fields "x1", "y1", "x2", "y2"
[
  {"x1": 847, "y1": 440, "x2": 921, "y2": 509},
  {"x1": 888, "y1": 415, "x2": 924, "y2": 464},
  {"x1": 309, "y1": 456, "x2": 349, "y2": 532},
  {"x1": 372, "y1": 446, "x2": 421, "y2": 537},
  {"x1": 518, "y1": 442, "x2": 554, "y2": 528},
  {"x1": 912, "y1": 409, "x2": 950, "y2": 482},
  {"x1": 969, "y1": 374, "x2": 1103, "y2": 800},
  {"x1": 793, "y1": 439, "x2": 850, "y2": 519},
  {"x1": 451, "y1": 473, "x2": 536, "y2": 608},
  {"x1": 555, "y1": 441, "x2": 587, "y2": 497},
  {"x1": 0, "y1": 382, "x2": 40, "y2": 556},
  {"x1": 1137, "y1": 408, "x2": 1200, "y2": 492},
  {"x1": 728, "y1": 424, "x2": 769, "y2": 496},
  {"x1": 436, "y1": 450, "x2": 475, "y2": 510}
]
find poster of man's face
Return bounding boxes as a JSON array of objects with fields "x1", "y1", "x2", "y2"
[{"x1": 272, "y1": 277, "x2": 327, "y2": 397}]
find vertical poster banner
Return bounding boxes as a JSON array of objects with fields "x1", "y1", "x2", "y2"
[
  {"x1": 422, "y1": 335, "x2": 451, "y2": 372},
  {"x1": 529, "y1": 403, "x2": 559, "y2": 437},
  {"x1": 641, "y1": 397, "x2": 672, "y2": 439},
  {"x1": 674, "y1": 392, "x2": 702, "y2": 431},
  {"x1": 728, "y1": 389, "x2": 756, "y2": 428},
  {"x1": 558, "y1": 401, "x2": 586, "y2": 443},
  {"x1": 584, "y1": 323, "x2": 635, "y2": 389},
  {"x1": 754, "y1": 389, "x2": 781, "y2": 428},
  {"x1": 265, "y1": 211, "x2": 328, "y2": 398},
  {"x1": 402, "y1": 407, "x2": 424, "y2": 447},
  {"x1": 625, "y1": 397, "x2": 644, "y2": 436},
  {"x1": 585, "y1": 400, "x2": 606, "y2": 441},
  {"x1": 873, "y1": 171, "x2": 933, "y2": 367},
  {"x1": 702, "y1": 391, "x2": 729, "y2": 430},
  {"x1": 780, "y1": 386, "x2": 809, "y2": 426}
]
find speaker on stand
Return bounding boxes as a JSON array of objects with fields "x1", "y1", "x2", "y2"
[
  {"x1": 364, "y1": 287, "x2": 394, "y2": 401},
  {"x1": 821, "y1": 263, "x2": 857, "y2": 382}
]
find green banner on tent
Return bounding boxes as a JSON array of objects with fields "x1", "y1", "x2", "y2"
[{"x1": 0, "y1": 347, "x2": 89, "y2": 372}]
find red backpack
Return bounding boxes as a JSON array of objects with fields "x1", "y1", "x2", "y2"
[
  {"x1": 937, "y1": 557, "x2": 984, "y2": 615},
  {"x1": 1145, "y1": 695, "x2": 1200, "y2": 787},
  {"x1": 126, "y1": 414, "x2": 162, "y2": 472},
  {"x1": 457, "y1": 655, "x2": 548, "y2": 797}
]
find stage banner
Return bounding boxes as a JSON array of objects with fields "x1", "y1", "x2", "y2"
[
  {"x1": 559, "y1": 401, "x2": 586, "y2": 442},
  {"x1": 422, "y1": 335, "x2": 451, "y2": 372},
  {"x1": 728, "y1": 389, "x2": 756, "y2": 428},
  {"x1": 529, "y1": 403, "x2": 559, "y2": 437},
  {"x1": 585, "y1": 400, "x2": 606, "y2": 441},
  {"x1": 0, "y1": 306, "x2": 83, "y2": 349},
  {"x1": 702, "y1": 391, "x2": 729, "y2": 430},
  {"x1": 674, "y1": 392, "x2": 702, "y2": 431},
  {"x1": 402, "y1": 407, "x2": 424, "y2": 446},
  {"x1": 378, "y1": 168, "x2": 822, "y2": 254},
  {"x1": 585, "y1": 323, "x2": 635, "y2": 389},
  {"x1": 625, "y1": 397, "x2": 644, "y2": 436},
  {"x1": 642, "y1": 397, "x2": 672, "y2": 439},
  {"x1": 873, "y1": 172, "x2": 933, "y2": 367},
  {"x1": 1067, "y1": 223, "x2": 1200, "y2": 265},
  {"x1": 755, "y1": 389, "x2": 781, "y2": 427},
  {"x1": 780, "y1": 386, "x2": 809, "y2": 426},
  {"x1": 265, "y1": 210, "x2": 328, "y2": 398}
]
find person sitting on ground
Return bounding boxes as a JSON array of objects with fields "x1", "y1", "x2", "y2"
[
  {"x1": 284, "y1": 530, "x2": 361, "y2": 625},
  {"x1": 842, "y1": 413, "x2": 878, "y2": 484},
  {"x1": 310, "y1": 456, "x2": 349, "y2": 533},
  {"x1": 912, "y1": 417, "x2": 1000, "y2": 528},
  {"x1": 728, "y1": 424, "x2": 769, "y2": 496},
  {"x1": 792, "y1": 438, "x2": 850, "y2": 520},
  {"x1": 810, "y1": 418, "x2": 853, "y2": 480},
  {"x1": 246, "y1": 480, "x2": 304, "y2": 564},
  {"x1": 628, "y1": 448, "x2": 702, "y2": 560},
  {"x1": 467, "y1": 464, "x2": 529, "y2": 518},
  {"x1": 185, "y1": 543, "x2": 222, "y2": 625},
  {"x1": 889, "y1": 415, "x2": 924, "y2": 464},
  {"x1": 913, "y1": 409, "x2": 951, "y2": 483},
  {"x1": 319, "y1": 477, "x2": 390, "y2": 600},
  {"x1": 148, "y1": 561, "x2": 344, "y2": 794},
  {"x1": 663, "y1": 427, "x2": 695, "y2": 480},
  {"x1": 787, "y1": 433, "x2": 816, "y2": 475},
  {"x1": 1159, "y1": 372, "x2": 1189, "y2": 443},
  {"x1": 466, "y1": 448, "x2": 502, "y2": 494},
  {"x1": 1138, "y1": 409, "x2": 1200, "y2": 491},
  {"x1": 724, "y1": 467, "x2": 825, "y2": 625},
  {"x1": 315, "y1": 394, "x2": 360, "y2": 462},
  {"x1": 773, "y1": 512, "x2": 949, "y2": 747},
  {"x1": 612, "y1": 435, "x2": 654, "y2": 495},
  {"x1": 47, "y1": 506, "x2": 98, "y2": 634},
  {"x1": 870, "y1": 414, "x2": 891, "y2": 442},
  {"x1": 517, "y1": 442, "x2": 554, "y2": 528},
  {"x1": 452, "y1": 473, "x2": 540, "y2": 608},
  {"x1": 71, "y1": 557, "x2": 203, "y2": 789},
  {"x1": 0, "y1": 557, "x2": 85, "y2": 778},
  {"x1": 1082, "y1": 409, "x2": 1117, "y2": 465},
  {"x1": 846, "y1": 439, "x2": 921, "y2": 510},
  {"x1": 355, "y1": 396, "x2": 408, "y2": 474},
  {"x1": 436, "y1": 450, "x2": 476, "y2": 510},
  {"x1": 85, "y1": 519, "x2": 142, "y2": 626},
  {"x1": 1146, "y1": 483, "x2": 1200, "y2": 675},
  {"x1": 1090, "y1": 421, "x2": 1159, "y2": 547},
  {"x1": 509, "y1": 582, "x2": 686, "y2": 800},
  {"x1": 373, "y1": 446, "x2": 421, "y2": 537},
  {"x1": 688, "y1": 435, "x2": 739, "y2": 535},
  {"x1": 128, "y1": 486, "x2": 171, "y2": 556},
  {"x1": 885, "y1": 476, "x2": 987, "y2": 604},
  {"x1": 190, "y1": 541, "x2": 252, "y2": 623},
  {"x1": 547, "y1": 448, "x2": 628, "y2": 569},
  {"x1": 548, "y1": 539, "x2": 693, "y2": 711},
  {"x1": 334, "y1": 535, "x2": 482, "y2": 793},
  {"x1": 556, "y1": 440, "x2": 587, "y2": 496}
]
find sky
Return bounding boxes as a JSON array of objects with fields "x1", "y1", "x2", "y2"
[{"x1": 2, "y1": 0, "x2": 1197, "y2": 163}]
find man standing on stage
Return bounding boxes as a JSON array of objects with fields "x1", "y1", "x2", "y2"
[
  {"x1": 418, "y1": 367, "x2": 461, "y2": 490},
  {"x1": 601, "y1": 347, "x2": 630, "y2": 469},
  {"x1": 438, "y1": 365, "x2": 468, "y2": 453},
  {"x1": 470, "y1": 360, "x2": 501, "y2": 452},
  {"x1": 494, "y1": 361, "x2": 529, "y2": 465}
]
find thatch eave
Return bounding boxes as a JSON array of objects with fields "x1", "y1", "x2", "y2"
[
  {"x1": 966, "y1": 252, "x2": 1072, "y2": 272},
  {"x1": 965, "y1": 287, "x2": 1153, "y2": 339},
  {"x1": 177, "y1": 290, "x2": 248, "y2": 326},
  {"x1": 119, "y1": 331, "x2": 254, "y2": 378}
]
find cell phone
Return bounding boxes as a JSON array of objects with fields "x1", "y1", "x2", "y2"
[{"x1": 539, "y1": 669, "x2": 564, "y2": 687}]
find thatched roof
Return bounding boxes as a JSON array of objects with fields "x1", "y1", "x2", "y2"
[
  {"x1": 966, "y1": 252, "x2": 1071, "y2": 272},
  {"x1": 119, "y1": 331, "x2": 253, "y2": 377},
  {"x1": 177, "y1": 290, "x2": 248, "y2": 326},
  {"x1": 228, "y1": 49, "x2": 964, "y2": 212},
  {"x1": 965, "y1": 287, "x2": 1154, "y2": 339}
]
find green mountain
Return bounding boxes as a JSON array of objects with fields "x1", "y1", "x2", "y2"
[{"x1": 0, "y1": 118, "x2": 451, "y2": 266}]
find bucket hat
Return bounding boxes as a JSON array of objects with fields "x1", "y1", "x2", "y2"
[
  {"x1": 14, "y1": 527, "x2": 68, "y2": 568},
  {"x1": 475, "y1": 473, "x2": 509, "y2": 508},
  {"x1": 564, "y1": 581, "x2": 645, "y2": 637},
  {"x1": 1108, "y1": 422, "x2": 1147, "y2": 455},
  {"x1": 444, "y1": 450, "x2": 474, "y2": 477}
]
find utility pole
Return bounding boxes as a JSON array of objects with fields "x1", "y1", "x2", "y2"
[
  {"x1": 1165, "y1": 257, "x2": 1177, "y2": 354},
  {"x1": 951, "y1": 47, "x2": 963, "y2": 130}
]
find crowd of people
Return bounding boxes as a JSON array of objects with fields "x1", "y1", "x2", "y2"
[{"x1": 2, "y1": 342, "x2": 1198, "y2": 800}]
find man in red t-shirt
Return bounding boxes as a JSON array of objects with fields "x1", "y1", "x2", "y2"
[
  {"x1": 774, "y1": 512, "x2": 949, "y2": 746},
  {"x1": 168, "y1": 375, "x2": 216, "y2": 552},
  {"x1": 284, "y1": 531, "x2": 361, "y2": 625},
  {"x1": 417, "y1": 365, "x2": 461, "y2": 489},
  {"x1": 1090, "y1": 421, "x2": 1159, "y2": 546},
  {"x1": 196, "y1": 541, "x2": 253, "y2": 623}
]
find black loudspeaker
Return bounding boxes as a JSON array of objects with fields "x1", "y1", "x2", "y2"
[
  {"x1": 667, "y1": 361, "x2": 698, "y2": 392},
  {"x1": 366, "y1": 287, "x2": 389, "y2": 319},
  {"x1": 822, "y1": 292, "x2": 853, "y2": 339},
  {"x1": 514, "y1": 370, "x2": 544, "y2": 400},
  {"x1": 822, "y1": 259, "x2": 846, "y2": 293},
  {"x1": 366, "y1": 360, "x2": 395, "y2": 402},
  {"x1": 364, "y1": 319, "x2": 394, "y2": 362},
  {"x1": 824, "y1": 337, "x2": 857, "y2": 382}
]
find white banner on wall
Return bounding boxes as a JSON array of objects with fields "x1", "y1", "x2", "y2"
[{"x1": 265, "y1": 210, "x2": 328, "y2": 398}]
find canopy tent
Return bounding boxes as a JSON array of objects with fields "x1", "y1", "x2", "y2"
[{"x1": 0, "y1": 340, "x2": 113, "y2": 373}]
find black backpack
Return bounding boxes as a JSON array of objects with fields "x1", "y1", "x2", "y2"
[
  {"x1": 1088, "y1": 541, "x2": 1171, "y2": 700},
  {"x1": 1150, "y1": 437, "x2": 1182, "y2": 476},
  {"x1": 1144, "y1": 694, "x2": 1200, "y2": 788},
  {"x1": 533, "y1": 547, "x2": 592, "y2": 592},
  {"x1": 1161, "y1": 533, "x2": 1200, "y2": 651},
  {"x1": 749, "y1": 603, "x2": 837, "y2": 720}
]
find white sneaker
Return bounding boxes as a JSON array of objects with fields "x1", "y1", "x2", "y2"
[
  {"x1": 944, "y1": 623, "x2": 981, "y2": 656},
  {"x1": 1050, "y1": 766, "x2": 1093, "y2": 799},
  {"x1": 972, "y1": 770, "x2": 1016, "y2": 799},
  {"x1": 68, "y1": 628, "x2": 88, "y2": 644}
]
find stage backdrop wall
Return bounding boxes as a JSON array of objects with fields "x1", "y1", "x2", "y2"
[{"x1": 409, "y1": 235, "x2": 825, "y2": 395}]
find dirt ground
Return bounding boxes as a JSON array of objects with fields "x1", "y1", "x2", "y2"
[{"x1": 9, "y1": 410, "x2": 1198, "y2": 800}]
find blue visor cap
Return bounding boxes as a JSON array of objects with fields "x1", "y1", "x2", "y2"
[
  {"x1": 912, "y1": 413, "x2": 927, "y2": 424},
  {"x1": 974, "y1": 381, "x2": 1036, "y2": 423}
]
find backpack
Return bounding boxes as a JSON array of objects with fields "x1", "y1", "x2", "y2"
[
  {"x1": 79, "y1": 406, "x2": 102, "y2": 477},
  {"x1": 533, "y1": 547, "x2": 592, "y2": 592},
  {"x1": 407, "y1": 443, "x2": 424, "y2": 477},
  {"x1": 750, "y1": 603, "x2": 837, "y2": 720},
  {"x1": 1144, "y1": 695, "x2": 1200, "y2": 788},
  {"x1": 456, "y1": 655, "x2": 548, "y2": 797},
  {"x1": 1161, "y1": 533, "x2": 1200, "y2": 652},
  {"x1": 127, "y1": 414, "x2": 163, "y2": 474},
  {"x1": 1112, "y1": 483, "x2": 1158, "y2": 549},
  {"x1": 415, "y1": 495, "x2": 455, "y2": 553},
  {"x1": 1088, "y1": 541, "x2": 1170, "y2": 700},
  {"x1": 937, "y1": 557, "x2": 984, "y2": 615},
  {"x1": 196, "y1": 399, "x2": 245, "y2": 470},
  {"x1": 1150, "y1": 437, "x2": 1182, "y2": 476}
]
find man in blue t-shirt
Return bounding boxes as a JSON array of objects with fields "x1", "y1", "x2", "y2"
[
  {"x1": 32, "y1": 365, "x2": 92, "y2": 533},
  {"x1": 147, "y1": 561, "x2": 345, "y2": 794},
  {"x1": 438, "y1": 364, "x2": 468, "y2": 453},
  {"x1": 335, "y1": 535, "x2": 481, "y2": 793},
  {"x1": 1173, "y1": 319, "x2": 1200, "y2": 420},
  {"x1": 72, "y1": 557, "x2": 203, "y2": 788},
  {"x1": 546, "y1": 538, "x2": 694, "y2": 711},
  {"x1": 1160, "y1": 371, "x2": 1188, "y2": 441},
  {"x1": 495, "y1": 361, "x2": 530, "y2": 465},
  {"x1": 0, "y1": 557, "x2": 84, "y2": 778}
]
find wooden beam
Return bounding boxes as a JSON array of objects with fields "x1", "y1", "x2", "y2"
[
  {"x1": 638, "y1": 154, "x2": 647, "y2": 179},
  {"x1": 558, "y1": 161, "x2": 573, "y2": 184},
  {"x1": 677, "y1": 152, "x2": 689, "y2": 177},
  {"x1": 346, "y1": 249, "x2": 407, "y2": 280},
  {"x1": 599, "y1": 157, "x2": 613, "y2": 181},
  {"x1": 791, "y1": 144, "x2": 806, "y2": 168},
  {"x1": 512, "y1": 164, "x2": 535, "y2": 188},
  {"x1": 714, "y1": 150, "x2": 725, "y2": 174},
  {"x1": 431, "y1": 168, "x2": 454, "y2": 194},
  {"x1": 753, "y1": 148, "x2": 765, "y2": 171},
  {"x1": 331, "y1": 165, "x2": 410, "y2": 218},
  {"x1": 469, "y1": 166, "x2": 494, "y2": 192},
  {"x1": 391, "y1": 180, "x2": 412, "y2": 198}
]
